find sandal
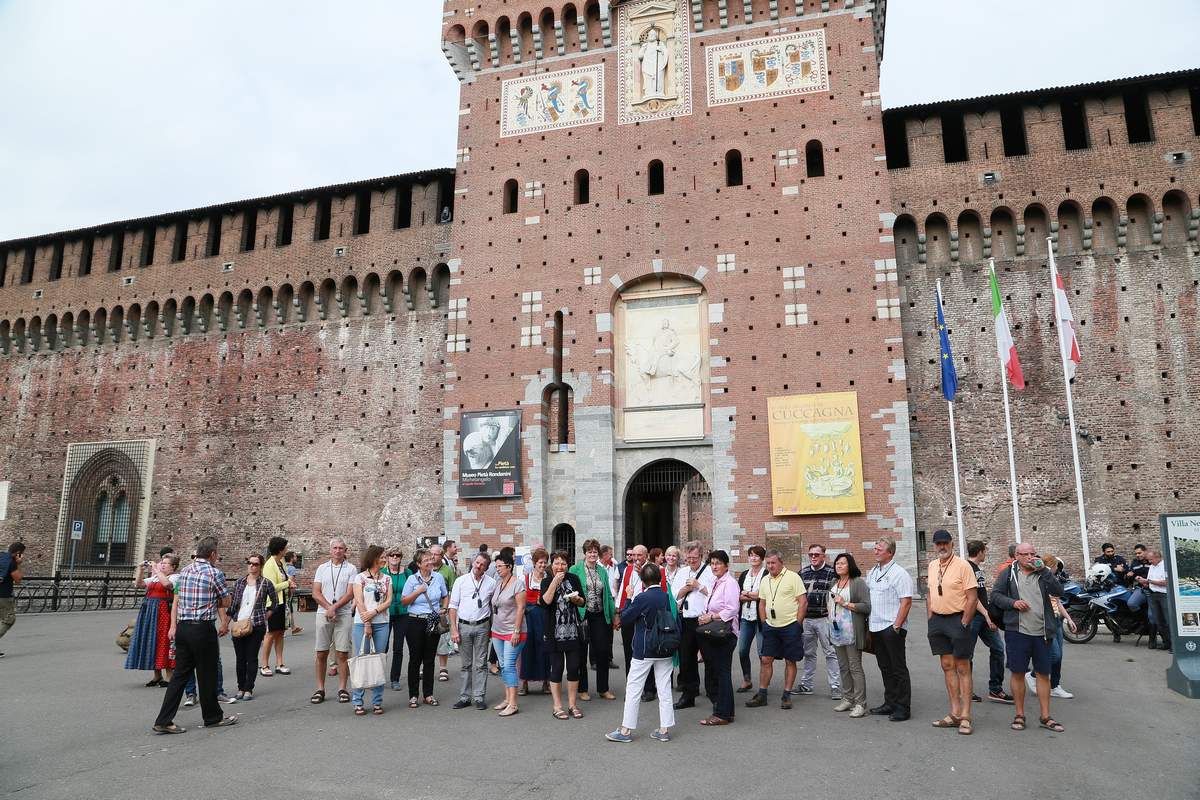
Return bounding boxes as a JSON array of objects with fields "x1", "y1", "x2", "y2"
[
  {"x1": 337, "y1": 689, "x2": 351, "y2": 703},
  {"x1": 1011, "y1": 714, "x2": 1026, "y2": 731},
  {"x1": 1039, "y1": 716, "x2": 1065, "y2": 732},
  {"x1": 958, "y1": 718, "x2": 974, "y2": 735},
  {"x1": 599, "y1": 691, "x2": 617, "y2": 700},
  {"x1": 553, "y1": 708, "x2": 570, "y2": 720},
  {"x1": 498, "y1": 705, "x2": 519, "y2": 717},
  {"x1": 409, "y1": 697, "x2": 419, "y2": 708},
  {"x1": 309, "y1": 690, "x2": 325, "y2": 704},
  {"x1": 424, "y1": 696, "x2": 439, "y2": 706},
  {"x1": 157, "y1": 679, "x2": 170, "y2": 687},
  {"x1": 152, "y1": 723, "x2": 187, "y2": 734},
  {"x1": 569, "y1": 706, "x2": 584, "y2": 719},
  {"x1": 275, "y1": 665, "x2": 291, "y2": 675},
  {"x1": 260, "y1": 667, "x2": 273, "y2": 677},
  {"x1": 932, "y1": 715, "x2": 961, "y2": 728},
  {"x1": 354, "y1": 706, "x2": 367, "y2": 716},
  {"x1": 438, "y1": 669, "x2": 449, "y2": 682},
  {"x1": 373, "y1": 705, "x2": 384, "y2": 715},
  {"x1": 494, "y1": 701, "x2": 510, "y2": 710},
  {"x1": 146, "y1": 678, "x2": 163, "y2": 687},
  {"x1": 700, "y1": 716, "x2": 731, "y2": 726}
]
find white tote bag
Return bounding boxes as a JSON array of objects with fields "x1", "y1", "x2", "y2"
[{"x1": 349, "y1": 629, "x2": 386, "y2": 690}]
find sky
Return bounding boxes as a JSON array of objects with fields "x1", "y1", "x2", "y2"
[{"x1": 1, "y1": 0, "x2": 1197, "y2": 242}]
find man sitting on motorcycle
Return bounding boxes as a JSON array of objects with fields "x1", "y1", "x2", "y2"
[{"x1": 1093, "y1": 543, "x2": 1130, "y2": 585}]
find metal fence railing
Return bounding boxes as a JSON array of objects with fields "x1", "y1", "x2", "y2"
[{"x1": 14, "y1": 573, "x2": 145, "y2": 614}]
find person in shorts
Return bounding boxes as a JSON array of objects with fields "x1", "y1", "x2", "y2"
[
  {"x1": 745, "y1": 549, "x2": 807, "y2": 710},
  {"x1": 925, "y1": 529, "x2": 978, "y2": 734},
  {"x1": 310, "y1": 538, "x2": 355, "y2": 704}
]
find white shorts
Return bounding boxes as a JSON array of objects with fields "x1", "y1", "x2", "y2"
[{"x1": 315, "y1": 613, "x2": 353, "y2": 653}]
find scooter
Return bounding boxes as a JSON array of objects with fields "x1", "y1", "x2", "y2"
[{"x1": 1062, "y1": 564, "x2": 1148, "y2": 644}]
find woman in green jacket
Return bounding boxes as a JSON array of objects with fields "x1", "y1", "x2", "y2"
[
  {"x1": 570, "y1": 538, "x2": 617, "y2": 701},
  {"x1": 383, "y1": 548, "x2": 412, "y2": 692}
]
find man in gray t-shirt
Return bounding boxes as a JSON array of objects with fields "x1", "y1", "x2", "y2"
[{"x1": 1015, "y1": 570, "x2": 1045, "y2": 638}]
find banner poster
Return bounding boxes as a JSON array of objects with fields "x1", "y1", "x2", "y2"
[
  {"x1": 768, "y1": 391, "x2": 866, "y2": 516},
  {"x1": 1164, "y1": 514, "x2": 1200, "y2": 636},
  {"x1": 458, "y1": 409, "x2": 522, "y2": 499}
]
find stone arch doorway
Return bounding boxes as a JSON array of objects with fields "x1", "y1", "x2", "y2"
[
  {"x1": 623, "y1": 459, "x2": 713, "y2": 553},
  {"x1": 551, "y1": 523, "x2": 577, "y2": 563}
]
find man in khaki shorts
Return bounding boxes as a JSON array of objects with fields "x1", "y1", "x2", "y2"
[{"x1": 310, "y1": 538, "x2": 355, "y2": 704}]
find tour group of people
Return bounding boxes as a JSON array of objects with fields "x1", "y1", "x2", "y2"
[{"x1": 120, "y1": 528, "x2": 1095, "y2": 740}]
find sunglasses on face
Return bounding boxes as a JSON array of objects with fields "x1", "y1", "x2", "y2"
[{"x1": 246, "y1": 561, "x2": 262, "y2": 567}]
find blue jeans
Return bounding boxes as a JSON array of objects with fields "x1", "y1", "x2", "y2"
[
  {"x1": 185, "y1": 653, "x2": 224, "y2": 696},
  {"x1": 738, "y1": 617, "x2": 762, "y2": 682},
  {"x1": 494, "y1": 636, "x2": 525, "y2": 688},
  {"x1": 1048, "y1": 624, "x2": 1064, "y2": 689},
  {"x1": 351, "y1": 621, "x2": 391, "y2": 707},
  {"x1": 970, "y1": 614, "x2": 1005, "y2": 694}
]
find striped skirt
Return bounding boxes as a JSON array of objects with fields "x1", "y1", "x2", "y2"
[{"x1": 124, "y1": 597, "x2": 173, "y2": 672}]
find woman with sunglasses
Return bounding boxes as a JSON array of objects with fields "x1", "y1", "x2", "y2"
[
  {"x1": 383, "y1": 548, "x2": 411, "y2": 692},
  {"x1": 230, "y1": 554, "x2": 278, "y2": 701}
]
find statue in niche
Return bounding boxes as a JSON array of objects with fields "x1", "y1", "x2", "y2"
[
  {"x1": 625, "y1": 318, "x2": 701, "y2": 405},
  {"x1": 638, "y1": 27, "x2": 670, "y2": 100}
]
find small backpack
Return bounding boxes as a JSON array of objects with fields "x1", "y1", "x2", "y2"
[{"x1": 643, "y1": 605, "x2": 680, "y2": 658}]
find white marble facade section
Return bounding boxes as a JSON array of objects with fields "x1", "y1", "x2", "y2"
[
  {"x1": 705, "y1": 28, "x2": 828, "y2": 107},
  {"x1": 500, "y1": 64, "x2": 604, "y2": 137},
  {"x1": 617, "y1": 0, "x2": 693, "y2": 125}
]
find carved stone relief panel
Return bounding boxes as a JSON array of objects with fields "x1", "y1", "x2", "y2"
[{"x1": 617, "y1": 0, "x2": 693, "y2": 124}]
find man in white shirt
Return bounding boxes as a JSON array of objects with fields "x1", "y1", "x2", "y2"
[
  {"x1": 450, "y1": 552, "x2": 497, "y2": 709},
  {"x1": 672, "y1": 541, "x2": 716, "y2": 709},
  {"x1": 1140, "y1": 550, "x2": 1172, "y2": 652},
  {"x1": 866, "y1": 536, "x2": 914, "y2": 722},
  {"x1": 312, "y1": 538, "x2": 355, "y2": 703}
]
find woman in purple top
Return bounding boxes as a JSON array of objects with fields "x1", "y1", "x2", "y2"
[{"x1": 696, "y1": 549, "x2": 741, "y2": 726}]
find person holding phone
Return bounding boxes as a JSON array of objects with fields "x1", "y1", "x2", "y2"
[
  {"x1": 541, "y1": 551, "x2": 586, "y2": 719},
  {"x1": 125, "y1": 553, "x2": 181, "y2": 685}
]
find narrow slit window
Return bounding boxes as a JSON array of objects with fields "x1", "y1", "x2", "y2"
[
  {"x1": 276, "y1": 204, "x2": 294, "y2": 247},
  {"x1": 0, "y1": 249, "x2": 8, "y2": 287},
  {"x1": 725, "y1": 149, "x2": 743, "y2": 186},
  {"x1": 648, "y1": 160, "x2": 665, "y2": 195},
  {"x1": 49, "y1": 241, "x2": 64, "y2": 281},
  {"x1": 1061, "y1": 98, "x2": 1090, "y2": 151},
  {"x1": 1122, "y1": 89, "x2": 1154, "y2": 144},
  {"x1": 353, "y1": 190, "x2": 371, "y2": 235},
  {"x1": 79, "y1": 236, "x2": 94, "y2": 276},
  {"x1": 108, "y1": 231, "x2": 124, "y2": 272},
  {"x1": 1190, "y1": 84, "x2": 1200, "y2": 136},
  {"x1": 20, "y1": 247, "x2": 35, "y2": 284},
  {"x1": 939, "y1": 111, "x2": 968, "y2": 163},
  {"x1": 394, "y1": 184, "x2": 412, "y2": 229},
  {"x1": 314, "y1": 197, "x2": 332, "y2": 241},
  {"x1": 999, "y1": 104, "x2": 1028, "y2": 156},
  {"x1": 882, "y1": 114, "x2": 910, "y2": 169},
  {"x1": 140, "y1": 225, "x2": 156, "y2": 266},
  {"x1": 172, "y1": 220, "x2": 188, "y2": 262},
  {"x1": 805, "y1": 140, "x2": 825, "y2": 177},
  {"x1": 503, "y1": 179, "x2": 519, "y2": 213},
  {"x1": 206, "y1": 215, "x2": 222, "y2": 257},
  {"x1": 574, "y1": 169, "x2": 590, "y2": 204},
  {"x1": 241, "y1": 208, "x2": 257, "y2": 252},
  {"x1": 437, "y1": 174, "x2": 455, "y2": 223}
]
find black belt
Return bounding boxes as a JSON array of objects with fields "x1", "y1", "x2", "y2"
[
  {"x1": 177, "y1": 619, "x2": 214, "y2": 625},
  {"x1": 461, "y1": 617, "x2": 491, "y2": 625}
]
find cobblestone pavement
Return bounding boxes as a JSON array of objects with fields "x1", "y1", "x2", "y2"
[{"x1": 1, "y1": 607, "x2": 1194, "y2": 799}]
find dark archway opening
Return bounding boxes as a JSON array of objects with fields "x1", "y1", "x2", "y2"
[
  {"x1": 624, "y1": 460, "x2": 712, "y2": 554},
  {"x1": 552, "y1": 523, "x2": 577, "y2": 563}
]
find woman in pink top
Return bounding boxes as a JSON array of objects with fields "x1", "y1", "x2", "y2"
[{"x1": 696, "y1": 549, "x2": 741, "y2": 726}]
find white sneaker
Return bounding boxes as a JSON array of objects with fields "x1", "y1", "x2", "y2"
[
  {"x1": 183, "y1": 694, "x2": 195, "y2": 707},
  {"x1": 833, "y1": 700, "x2": 853, "y2": 712},
  {"x1": 1025, "y1": 673, "x2": 1037, "y2": 691},
  {"x1": 1051, "y1": 685, "x2": 1074, "y2": 699},
  {"x1": 849, "y1": 704, "x2": 867, "y2": 718}
]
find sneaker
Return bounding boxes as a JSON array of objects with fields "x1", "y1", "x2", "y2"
[
  {"x1": 605, "y1": 729, "x2": 633, "y2": 743},
  {"x1": 391, "y1": 682, "x2": 402, "y2": 692},
  {"x1": 830, "y1": 689, "x2": 842, "y2": 700},
  {"x1": 971, "y1": 693, "x2": 982, "y2": 703},
  {"x1": 474, "y1": 700, "x2": 488, "y2": 710},
  {"x1": 745, "y1": 693, "x2": 767, "y2": 708},
  {"x1": 1025, "y1": 673, "x2": 1037, "y2": 691},
  {"x1": 1051, "y1": 686, "x2": 1074, "y2": 699},
  {"x1": 794, "y1": 685, "x2": 814, "y2": 695},
  {"x1": 183, "y1": 694, "x2": 196, "y2": 707},
  {"x1": 988, "y1": 690, "x2": 1015, "y2": 704},
  {"x1": 849, "y1": 704, "x2": 868, "y2": 718},
  {"x1": 650, "y1": 729, "x2": 672, "y2": 743},
  {"x1": 218, "y1": 693, "x2": 238, "y2": 704},
  {"x1": 452, "y1": 699, "x2": 472, "y2": 709},
  {"x1": 833, "y1": 700, "x2": 853, "y2": 712}
]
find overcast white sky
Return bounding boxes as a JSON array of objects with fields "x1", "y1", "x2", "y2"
[{"x1": 1, "y1": 0, "x2": 1196, "y2": 241}]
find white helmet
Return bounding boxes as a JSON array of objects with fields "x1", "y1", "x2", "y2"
[{"x1": 1086, "y1": 563, "x2": 1113, "y2": 585}]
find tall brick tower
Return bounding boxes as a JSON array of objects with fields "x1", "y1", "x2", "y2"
[{"x1": 440, "y1": 0, "x2": 915, "y2": 571}]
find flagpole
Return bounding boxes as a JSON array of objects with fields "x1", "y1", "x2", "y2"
[
  {"x1": 937, "y1": 279, "x2": 967, "y2": 557},
  {"x1": 1048, "y1": 241, "x2": 1090, "y2": 564},
  {"x1": 992, "y1": 259, "x2": 1023, "y2": 543}
]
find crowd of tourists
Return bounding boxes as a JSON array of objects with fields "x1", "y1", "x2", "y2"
[{"x1": 102, "y1": 528, "x2": 1134, "y2": 740}]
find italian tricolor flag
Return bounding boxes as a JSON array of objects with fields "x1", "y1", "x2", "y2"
[{"x1": 990, "y1": 263, "x2": 1025, "y2": 389}]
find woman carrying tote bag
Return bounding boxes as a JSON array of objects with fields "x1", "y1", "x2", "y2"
[{"x1": 349, "y1": 545, "x2": 393, "y2": 716}]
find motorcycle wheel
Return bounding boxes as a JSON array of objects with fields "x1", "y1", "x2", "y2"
[{"x1": 1064, "y1": 610, "x2": 1096, "y2": 644}]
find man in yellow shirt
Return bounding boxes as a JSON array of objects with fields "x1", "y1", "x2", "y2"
[
  {"x1": 926, "y1": 529, "x2": 978, "y2": 734},
  {"x1": 746, "y1": 550, "x2": 807, "y2": 710}
]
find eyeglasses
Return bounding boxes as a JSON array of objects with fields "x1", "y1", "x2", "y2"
[
  {"x1": 246, "y1": 561, "x2": 262, "y2": 567},
  {"x1": 808, "y1": 553, "x2": 823, "y2": 558}
]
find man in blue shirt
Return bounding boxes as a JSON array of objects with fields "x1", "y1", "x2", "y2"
[
  {"x1": 606, "y1": 563, "x2": 674, "y2": 744},
  {"x1": 0, "y1": 542, "x2": 26, "y2": 657}
]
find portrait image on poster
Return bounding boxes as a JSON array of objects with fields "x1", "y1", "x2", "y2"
[{"x1": 458, "y1": 410, "x2": 522, "y2": 498}]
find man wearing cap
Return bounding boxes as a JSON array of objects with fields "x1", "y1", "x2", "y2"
[{"x1": 926, "y1": 529, "x2": 978, "y2": 735}]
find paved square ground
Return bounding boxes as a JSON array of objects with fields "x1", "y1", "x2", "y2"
[{"x1": 1, "y1": 607, "x2": 1194, "y2": 799}]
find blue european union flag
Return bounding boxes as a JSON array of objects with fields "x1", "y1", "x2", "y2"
[{"x1": 936, "y1": 286, "x2": 958, "y2": 402}]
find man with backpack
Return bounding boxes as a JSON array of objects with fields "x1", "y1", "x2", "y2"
[{"x1": 606, "y1": 563, "x2": 677, "y2": 743}]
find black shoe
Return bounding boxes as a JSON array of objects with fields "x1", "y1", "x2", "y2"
[
  {"x1": 745, "y1": 693, "x2": 767, "y2": 708},
  {"x1": 971, "y1": 693, "x2": 982, "y2": 703},
  {"x1": 474, "y1": 700, "x2": 487, "y2": 710},
  {"x1": 888, "y1": 709, "x2": 911, "y2": 721},
  {"x1": 793, "y1": 685, "x2": 814, "y2": 695},
  {"x1": 1113, "y1": 634, "x2": 1122, "y2": 643},
  {"x1": 452, "y1": 699, "x2": 472, "y2": 709},
  {"x1": 673, "y1": 697, "x2": 696, "y2": 710},
  {"x1": 609, "y1": 661, "x2": 618, "y2": 669},
  {"x1": 868, "y1": 704, "x2": 894, "y2": 715},
  {"x1": 641, "y1": 691, "x2": 657, "y2": 703},
  {"x1": 988, "y1": 690, "x2": 1015, "y2": 704}
]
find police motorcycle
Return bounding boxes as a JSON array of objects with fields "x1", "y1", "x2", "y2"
[{"x1": 1062, "y1": 563, "x2": 1147, "y2": 644}]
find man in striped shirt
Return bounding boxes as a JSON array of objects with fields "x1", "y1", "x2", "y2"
[{"x1": 152, "y1": 536, "x2": 238, "y2": 734}]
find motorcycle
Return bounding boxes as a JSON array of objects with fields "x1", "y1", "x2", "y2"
[{"x1": 1063, "y1": 564, "x2": 1148, "y2": 644}]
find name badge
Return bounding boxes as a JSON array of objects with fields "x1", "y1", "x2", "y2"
[{"x1": 477, "y1": 598, "x2": 483, "y2": 609}]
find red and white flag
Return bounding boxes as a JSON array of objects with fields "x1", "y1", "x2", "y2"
[
  {"x1": 1049, "y1": 251, "x2": 1081, "y2": 380},
  {"x1": 989, "y1": 262, "x2": 1025, "y2": 390}
]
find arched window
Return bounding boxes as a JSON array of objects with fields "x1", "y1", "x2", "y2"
[
  {"x1": 805, "y1": 140, "x2": 825, "y2": 178},
  {"x1": 552, "y1": 524, "x2": 577, "y2": 562},
  {"x1": 574, "y1": 169, "x2": 590, "y2": 205},
  {"x1": 503, "y1": 179, "x2": 519, "y2": 214},
  {"x1": 725, "y1": 150, "x2": 743, "y2": 187},
  {"x1": 648, "y1": 160, "x2": 665, "y2": 195}
]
